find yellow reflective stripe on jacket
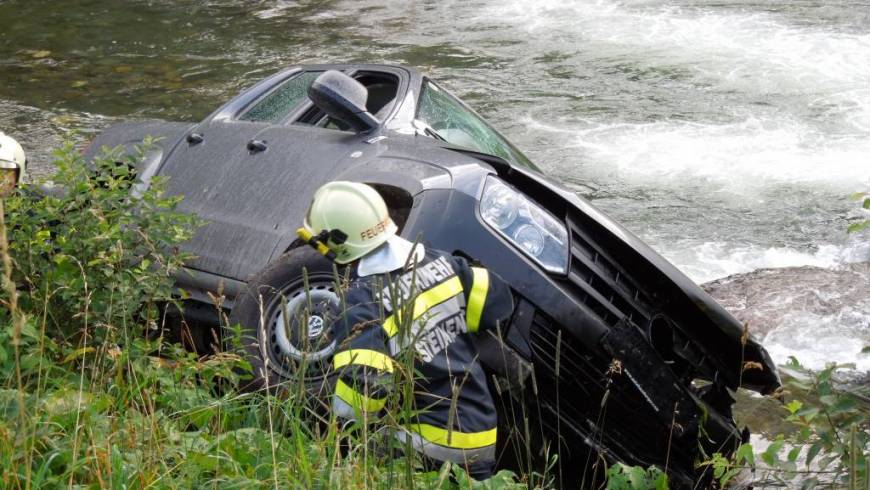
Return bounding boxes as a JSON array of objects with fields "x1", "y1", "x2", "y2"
[
  {"x1": 333, "y1": 348, "x2": 395, "y2": 373},
  {"x1": 335, "y1": 379, "x2": 387, "y2": 412},
  {"x1": 382, "y1": 276, "x2": 463, "y2": 338},
  {"x1": 466, "y1": 267, "x2": 489, "y2": 332},
  {"x1": 407, "y1": 423, "x2": 497, "y2": 449}
]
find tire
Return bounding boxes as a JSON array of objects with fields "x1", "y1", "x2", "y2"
[{"x1": 228, "y1": 246, "x2": 345, "y2": 400}]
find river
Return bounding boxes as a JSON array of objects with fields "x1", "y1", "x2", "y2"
[{"x1": 0, "y1": 0, "x2": 868, "y2": 369}]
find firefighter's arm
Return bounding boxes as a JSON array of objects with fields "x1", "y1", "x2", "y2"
[
  {"x1": 330, "y1": 291, "x2": 395, "y2": 421},
  {"x1": 455, "y1": 257, "x2": 515, "y2": 334},
  {"x1": 332, "y1": 344, "x2": 394, "y2": 420}
]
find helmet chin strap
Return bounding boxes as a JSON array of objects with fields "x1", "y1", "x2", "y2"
[{"x1": 296, "y1": 227, "x2": 349, "y2": 262}]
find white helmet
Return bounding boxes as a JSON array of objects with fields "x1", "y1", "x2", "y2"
[
  {"x1": 299, "y1": 181, "x2": 397, "y2": 264},
  {"x1": 0, "y1": 132, "x2": 25, "y2": 196},
  {"x1": 0, "y1": 131, "x2": 26, "y2": 179}
]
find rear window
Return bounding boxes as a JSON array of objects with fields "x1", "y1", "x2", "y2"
[{"x1": 239, "y1": 71, "x2": 321, "y2": 123}]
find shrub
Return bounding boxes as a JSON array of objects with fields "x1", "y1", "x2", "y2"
[{"x1": 705, "y1": 358, "x2": 868, "y2": 489}]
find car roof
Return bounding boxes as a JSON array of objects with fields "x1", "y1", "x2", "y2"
[{"x1": 207, "y1": 63, "x2": 421, "y2": 127}]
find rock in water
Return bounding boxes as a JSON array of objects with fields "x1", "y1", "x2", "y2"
[{"x1": 703, "y1": 263, "x2": 870, "y2": 370}]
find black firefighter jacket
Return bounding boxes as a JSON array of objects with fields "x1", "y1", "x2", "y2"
[{"x1": 330, "y1": 248, "x2": 514, "y2": 465}]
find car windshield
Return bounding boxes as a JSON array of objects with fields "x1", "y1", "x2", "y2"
[
  {"x1": 239, "y1": 71, "x2": 322, "y2": 124},
  {"x1": 416, "y1": 80, "x2": 536, "y2": 170}
]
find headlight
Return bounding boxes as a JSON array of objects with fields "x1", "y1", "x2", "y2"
[{"x1": 479, "y1": 176, "x2": 569, "y2": 274}]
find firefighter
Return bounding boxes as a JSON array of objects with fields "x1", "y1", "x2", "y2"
[
  {"x1": 297, "y1": 181, "x2": 514, "y2": 480},
  {"x1": 0, "y1": 132, "x2": 26, "y2": 197}
]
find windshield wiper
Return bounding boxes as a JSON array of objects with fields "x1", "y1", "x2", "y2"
[{"x1": 412, "y1": 119, "x2": 447, "y2": 142}]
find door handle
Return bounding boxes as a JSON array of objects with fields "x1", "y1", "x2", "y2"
[
  {"x1": 186, "y1": 132, "x2": 204, "y2": 145},
  {"x1": 247, "y1": 139, "x2": 268, "y2": 153}
]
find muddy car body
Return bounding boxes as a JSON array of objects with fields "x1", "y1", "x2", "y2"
[{"x1": 86, "y1": 64, "x2": 780, "y2": 486}]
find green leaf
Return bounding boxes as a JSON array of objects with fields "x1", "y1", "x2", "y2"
[
  {"x1": 788, "y1": 446, "x2": 801, "y2": 462},
  {"x1": 847, "y1": 220, "x2": 870, "y2": 233},
  {"x1": 799, "y1": 476, "x2": 819, "y2": 490},
  {"x1": 828, "y1": 396, "x2": 858, "y2": 415},
  {"x1": 63, "y1": 346, "x2": 95, "y2": 363},
  {"x1": 762, "y1": 439, "x2": 784, "y2": 466},
  {"x1": 654, "y1": 472, "x2": 669, "y2": 490},
  {"x1": 19, "y1": 319, "x2": 39, "y2": 341},
  {"x1": 627, "y1": 466, "x2": 647, "y2": 488},
  {"x1": 719, "y1": 468, "x2": 741, "y2": 487},
  {"x1": 806, "y1": 442, "x2": 823, "y2": 468},
  {"x1": 785, "y1": 400, "x2": 803, "y2": 414},
  {"x1": 795, "y1": 406, "x2": 820, "y2": 421},
  {"x1": 819, "y1": 394, "x2": 838, "y2": 407},
  {"x1": 737, "y1": 443, "x2": 755, "y2": 467}
]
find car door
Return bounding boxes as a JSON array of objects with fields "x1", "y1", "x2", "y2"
[{"x1": 158, "y1": 71, "x2": 336, "y2": 280}]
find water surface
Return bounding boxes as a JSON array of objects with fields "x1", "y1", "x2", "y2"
[{"x1": 1, "y1": 0, "x2": 868, "y2": 367}]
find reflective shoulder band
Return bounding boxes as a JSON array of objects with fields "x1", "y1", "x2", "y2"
[
  {"x1": 335, "y1": 379, "x2": 386, "y2": 413},
  {"x1": 407, "y1": 423, "x2": 497, "y2": 449},
  {"x1": 382, "y1": 276, "x2": 463, "y2": 338},
  {"x1": 466, "y1": 267, "x2": 489, "y2": 332},
  {"x1": 333, "y1": 349, "x2": 394, "y2": 373}
]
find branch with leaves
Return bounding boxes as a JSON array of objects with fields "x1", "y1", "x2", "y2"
[{"x1": 848, "y1": 192, "x2": 870, "y2": 233}]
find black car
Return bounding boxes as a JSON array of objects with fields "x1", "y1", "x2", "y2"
[{"x1": 86, "y1": 64, "x2": 780, "y2": 487}]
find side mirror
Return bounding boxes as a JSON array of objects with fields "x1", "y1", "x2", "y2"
[{"x1": 308, "y1": 70, "x2": 380, "y2": 133}]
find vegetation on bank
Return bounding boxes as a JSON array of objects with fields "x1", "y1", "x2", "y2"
[
  {"x1": 0, "y1": 143, "x2": 867, "y2": 488},
  {"x1": 0, "y1": 142, "x2": 529, "y2": 488}
]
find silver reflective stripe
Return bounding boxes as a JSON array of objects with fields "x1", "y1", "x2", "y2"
[
  {"x1": 393, "y1": 428, "x2": 496, "y2": 465},
  {"x1": 332, "y1": 394, "x2": 357, "y2": 421},
  {"x1": 388, "y1": 336, "x2": 401, "y2": 357},
  {"x1": 386, "y1": 295, "x2": 468, "y2": 357}
]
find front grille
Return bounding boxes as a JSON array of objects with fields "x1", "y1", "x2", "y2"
[
  {"x1": 528, "y1": 312, "x2": 697, "y2": 474},
  {"x1": 565, "y1": 216, "x2": 654, "y2": 328}
]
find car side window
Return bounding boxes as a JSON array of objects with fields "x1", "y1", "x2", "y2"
[
  {"x1": 239, "y1": 71, "x2": 322, "y2": 123},
  {"x1": 416, "y1": 80, "x2": 534, "y2": 168}
]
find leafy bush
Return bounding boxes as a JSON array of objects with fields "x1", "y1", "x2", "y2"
[
  {"x1": 2, "y1": 139, "x2": 198, "y2": 343},
  {"x1": 704, "y1": 359, "x2": 869, "y2": 489},
  {"x1": 605, "y1": 463, "x2": 669, "y2": 489}
]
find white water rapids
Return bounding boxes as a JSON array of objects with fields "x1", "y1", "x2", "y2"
[{"x1": 470, "y1": 0, "x2": 870, "y2": 369}]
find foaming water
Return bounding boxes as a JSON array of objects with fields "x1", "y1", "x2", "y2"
[
  {"x1": 705, "y1": 263, "x2": 870, "y2": 370},
  {"x1": 765, "y1": 311, "x2": 870, "y2": 371},
  {"x1": 661, "y1": 241, "x2": 869, "y2": 284},
  {"x1": 527, "y1": 116, "x2": 870, "y2": 194},
  {"x1": 254, "y1": 1, "x2": 300, "y2": 19},
  {"x1": 492, "y1": 0, "x2": 870, "y2": 91}
]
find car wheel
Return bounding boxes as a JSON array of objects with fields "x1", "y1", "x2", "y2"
[{"x1": 228, "y1": 246, "x2": 345, "y2": 399}]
